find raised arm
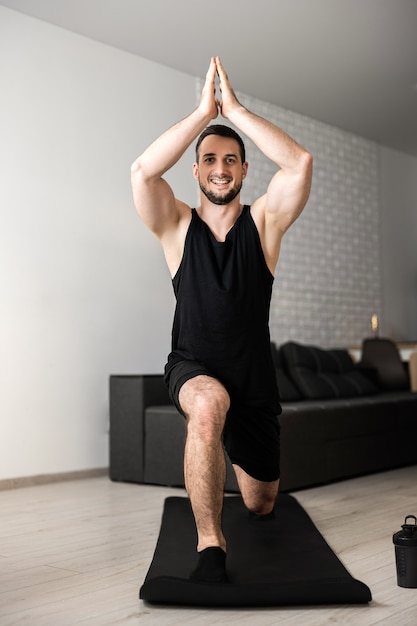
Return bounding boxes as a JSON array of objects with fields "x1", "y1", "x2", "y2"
[
  {"x1": 131, "y1": 58, "x2": 219, "y2": 239},
  {"x1": 216, "y1": 57, "x2": 313, "y2": 269}
]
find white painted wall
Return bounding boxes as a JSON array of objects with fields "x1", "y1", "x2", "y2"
[
  {"x1": 379, "y1": 146, "x2": 417, "y2": 341},
  {"x1": 0, "y1": 7, "x2": 196, "y2": 479}
]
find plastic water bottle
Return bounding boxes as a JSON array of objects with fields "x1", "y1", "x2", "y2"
[{"x1": 393, "y1": 515, "x2": 417, "y2": 588}]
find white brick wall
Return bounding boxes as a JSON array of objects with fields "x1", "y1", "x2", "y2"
[{"x1": 196, "y1": 79, "x2": 382, "y2": 348}]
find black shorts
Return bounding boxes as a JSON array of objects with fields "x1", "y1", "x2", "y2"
[{"x1": 164, "y1": 357, "x2": 280, "y2": 482}]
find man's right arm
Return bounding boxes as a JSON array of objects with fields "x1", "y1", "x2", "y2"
[{"x1": 131, "y1": 58, "x2": 219, "y2": 240}]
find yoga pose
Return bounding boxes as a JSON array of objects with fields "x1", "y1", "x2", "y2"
[{"x1": 131, "y1": 57, "x2": 313, "y2": 583}]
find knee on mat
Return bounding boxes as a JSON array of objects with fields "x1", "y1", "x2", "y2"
[{"x1": 245, "y1": 497, "x2": 275, "y2": 517}]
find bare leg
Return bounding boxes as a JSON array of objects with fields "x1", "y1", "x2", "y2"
[
  {"x1": 233, "y1": 464, "x2": 279, "y2": 517},
  {"x1": 179, "y1": 375, "x2": 230, "y2": 553}
]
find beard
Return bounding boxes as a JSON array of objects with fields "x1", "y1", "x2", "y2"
[{"x1": 199, "y1": 180, "x2": 242, "y2": 206}]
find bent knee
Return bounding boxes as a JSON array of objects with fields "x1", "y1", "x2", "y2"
[
  {"x1": 193, "y1": 392, "x2": 229, "y2": 421},
  {"x1": 186, "y1": 407, "x2": 226, "y2": 444},
  {"x1": 245, "y1": 496, "x2": 276, "y2": 516},
  {"x1": 250, "y1": 503, "x2": 275, "y2": 517},
  {"x1": 180, "y1": 376, "x2": 230, "y2": 419},
  {"x1": 234, "y1": 465, "x2": 279, "y2": 515},
  {"x1": 180, "y1": 376, "x2": 230, "y2": 443}
]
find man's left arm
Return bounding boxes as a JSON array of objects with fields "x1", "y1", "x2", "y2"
[
  {"x1": 227, "y1": 106, "x2": 313, "y2": 231},
  {"x1": 216, "y1": 57, "x2": 313, "y2": 268}
]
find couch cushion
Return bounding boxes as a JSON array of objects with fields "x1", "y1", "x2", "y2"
[
  {"x1": 271, "y1": 342, "x2": 302, "y2": 401},
  {"x1": 281, "y1": 341, "x2": 378, "y2": 400}
]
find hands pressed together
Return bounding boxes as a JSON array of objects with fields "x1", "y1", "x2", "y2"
[{"x1": 199, "y1": 56, "x2": 242, "y2": 121}]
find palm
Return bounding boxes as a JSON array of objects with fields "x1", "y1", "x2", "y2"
[
  {"x1": 199, "y1": 58, "x2": 219, "y2": 120},
  {"x1": 216, "y1": 58, "x2": 239, "y2": 119}
]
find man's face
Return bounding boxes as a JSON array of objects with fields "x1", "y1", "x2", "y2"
[{"x1": 193, "y1": 135, "x2": 248, "y2": 206}]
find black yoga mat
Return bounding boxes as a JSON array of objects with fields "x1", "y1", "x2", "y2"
[{"x1": 140, "y1": 494, "x2": 372, "y2": 607}]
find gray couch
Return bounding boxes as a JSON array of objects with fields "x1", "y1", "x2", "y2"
[{"x1": 109, "y1": 339, "x2": 417, "y2": 492}]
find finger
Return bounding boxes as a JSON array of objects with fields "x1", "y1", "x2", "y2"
[
  {"x1": 216, "y1": 56, "x2": 227, "y2": 79},
  {"x1": 205, "y1": 57, "x2": 217, "y2": 82}
]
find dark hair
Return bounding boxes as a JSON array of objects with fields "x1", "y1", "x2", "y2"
[{"x1": 195, "y1": 124, "x2": 246, "y2": 164}]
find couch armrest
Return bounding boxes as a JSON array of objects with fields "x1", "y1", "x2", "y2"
[
  {"x1": 109, "y1": 374, "x2": 170, "y2": 483},
  {"x1": 360, "y1": 338, "x2": 410, "y2": 390},
  {"x1": 356, "y1": 364, "x2": 379, "y2": 386}
]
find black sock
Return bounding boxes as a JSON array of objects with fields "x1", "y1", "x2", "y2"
[{"x1": 190, "y1": 547, "x2": 228, "y2": 583}]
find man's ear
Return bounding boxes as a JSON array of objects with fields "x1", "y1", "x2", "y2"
[
  {"x1": 242, "y1": 162, "x2": 248, "y2": 179},
  {"x1": 192, "y1": 162, "x2": 199, "y2": 180}
]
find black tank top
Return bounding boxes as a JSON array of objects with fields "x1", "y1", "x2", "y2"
[{"x1": 166, "y1": 205, "x2": 281, "y2": 413}]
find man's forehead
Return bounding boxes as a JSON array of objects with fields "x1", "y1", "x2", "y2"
[{"x1": 200, "y1": 134, "x2": 240, "y2": 155}]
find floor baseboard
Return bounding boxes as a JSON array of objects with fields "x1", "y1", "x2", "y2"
[{"x1": 0, "y1": 467, "x2": 108, "y2": 491}]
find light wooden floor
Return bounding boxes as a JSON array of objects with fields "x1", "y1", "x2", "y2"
[{"x1": 1, "y1": 465, "x2": 417, "y2": 625}]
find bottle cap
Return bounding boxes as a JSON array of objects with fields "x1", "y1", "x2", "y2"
[{"x1": 393, "y1": 515, "x2": 417, "y2": 546}]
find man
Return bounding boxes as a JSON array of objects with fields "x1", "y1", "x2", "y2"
[{"x1": 131, "y1": 57, "x2": 312, "y2": 583}]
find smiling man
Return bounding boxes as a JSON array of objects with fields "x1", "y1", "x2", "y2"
[
  {"x1": 131, "y1": 57, "x2": 312, "y2": 583},
  {"x1": 194, "y1": 125, "x2": 247, "y2": 207}
]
